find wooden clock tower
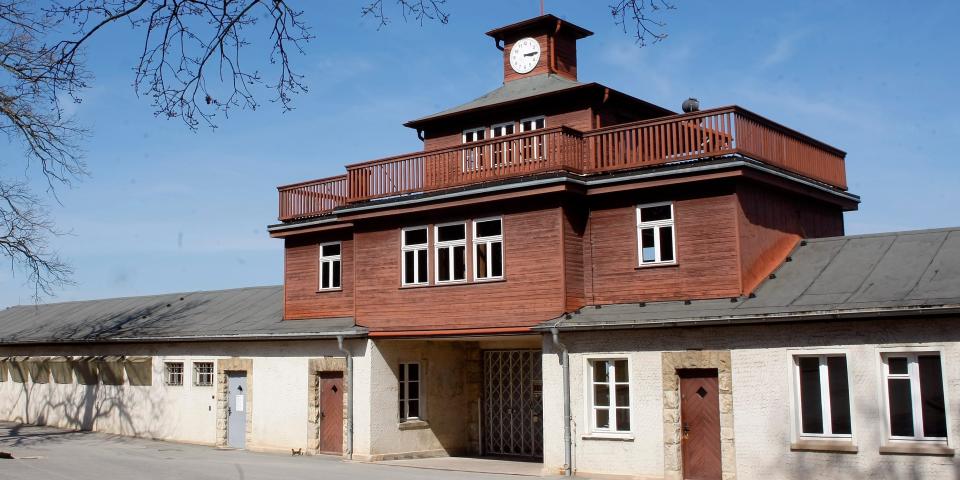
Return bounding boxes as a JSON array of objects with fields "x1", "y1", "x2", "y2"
[{"x1": 486, "y1": 14, "x2": 593, "y2": 83}]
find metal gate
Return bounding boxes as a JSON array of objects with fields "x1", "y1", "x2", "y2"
[{"x1": 482, "y1": 350, "x2": 543, "y2": 457}]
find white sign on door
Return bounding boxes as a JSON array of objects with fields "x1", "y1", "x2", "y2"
[{"x1": 236, "y1": 395, "x2": 245, "y2": 412}]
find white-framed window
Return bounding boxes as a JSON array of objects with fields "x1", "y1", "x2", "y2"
[
  {"x1": 520, "y1": 116, "x2": 545, "y2": 132},
  {"x1": 490, "y1": 122, "x2": 516, "y2": 166},
  {"x1": 434, "y1": 222, "x2": 466, "y2": 283},
  {"x1": 473, "y1": 217, "x2": 504, "y2": 281},
  {"x1": 882, "y1": 352, "x2": 949, "y2": 441},
  {"x1": 164, "y1": 362, "x2": 184, "y2": 386},
  {"x1": 520, "y1": 116, "x2": 546, "y2": 161},
  {"x1": 399, "y1": 362, "x2": 421, "y2": 421},
  {"x1": 319, "y1": 242, "x2": 342, "y2": 291},
  {"x1": 589, "y1": 359, "x2": 631, "y2": 433},
  {"x1": 793, "y1": 354, "x2": 852, "y2": 437},
  {"x1": 402, "y1": 226, "x2": 429, "y2": 286},
  {"x1": 636, "y1": 202, "x2": 676, "y2": 266},
  {"x1": 193, "y1": 361, "x2": 214, "y2": 387},
  {"x1": 462, "y1": 127, "x2": 487, "y2": 172}
]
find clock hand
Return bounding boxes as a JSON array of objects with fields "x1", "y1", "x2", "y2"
[{"x1": 524, "y1": 52, "x2": 537, "y2": 57}]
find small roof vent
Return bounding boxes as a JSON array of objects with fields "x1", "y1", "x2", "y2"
[{"x1": 682, "y1": 97, "x2": 700, "y2": 113}]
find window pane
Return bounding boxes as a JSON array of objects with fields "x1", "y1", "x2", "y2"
[
  {"x1": 438, "y1": 224, "x2": 465, "y2": 242},
  {"x1": 321, "y1": 262, "x2": 330, "y2": 289},
  {"x1": 616, "y1": 408, "x2": 631, "y2": 432},
  {"x1": 798, "y1": 357, "x2": 824, "y2": 434},
  {"x1": 438, "y1": 248, "x2": 450, "y2": 281},
  {"x1": 888, "y1": 357, "x2": 908, "y2": 375},
  {"x1": 454, "y1": 245, "x2": 466, "y2": 280},
  {"x1": 888, "y1": 378, "x2": 914, "y2": 437},
  {"x1": 399, "y1": 365, "x2": 406, "y2": 383},
  {"x1": 614, "y1": 360, "x2": 628, "y2": 383},
  {"x1": 659, "y1": 226, "x2": 674, "y2": 262},
  {"x1": 404, "y1": 251, "x2": 415, "y2": 284},
  {"x1": 827, "y1": 356, "x2": 852, "y2": 435},
  {"x1": 404, "y1": 228, "x2": 427, "y2": 246},
  {"x1": 616, "y1": 385, "x2": 630, "y2": 407},
  {"x1": 476, "y1": 243, "x2": 488, "y2": 279},
  {"x1": 323, "y1": 244, "x2": 340, "y2": 256},
  {"x1": 491, "y1": 242, "x2": 503, "y2": 277},
  {"x1": 332, "y1": 261, "x2": 341, "y2": 288},
  {"x1": 407, "y1": 400, "x2": 420, "y2": 419},
  {"x1": 594, "y1": 385, "x2": 610, "y2": 407},
  {"x1": 593, "y1": 362, "x2": 609, "y2": 383},
  {"x1": 408, "y1": 364, "x2": 419, "y2": 381},
  {"x1": 417, "y1": 250, "x2": 427, "y2": 282},
  {"x1": 476, "y1": 219, "x2": 502, "y2": 238},
  {"x1": 408, "y1": 381, "x2": 419, "y2": 401},
  {"x1": 641, "y1": 228, "x2": 656, "y2": 263},
  {"x1": 595, "y1": 409, "x2": 610, "y2": 429},
  {"x1": 536, "y1": 118, "x2": 544, "y2": 129},
  {"x1": 640, "y1": 205, "x2": 672, "y2": 222},
  {"x1": 918, "y1": 355, "x2": 947, "y2": 438}
]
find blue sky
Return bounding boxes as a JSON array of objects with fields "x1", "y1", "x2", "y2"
[{"x1": 1, "y1": 1, "x2": 958, "y2": 306}]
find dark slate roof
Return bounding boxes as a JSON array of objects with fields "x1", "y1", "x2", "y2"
[
  {"x1": 0, "y1": 286, "x2": 364, "y2": 344},
  {"x1": 405, "y1": 74, "x2": 586, "y2": 126},
  {"x1": 540, "y1": 227, "x2": 960, "y2": 331}
]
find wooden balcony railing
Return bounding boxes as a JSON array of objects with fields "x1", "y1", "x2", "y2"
[{"x1": 277, "y1": 106, "x2": 846, "y2": 221}]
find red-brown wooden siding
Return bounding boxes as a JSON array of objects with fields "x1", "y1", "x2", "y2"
[
  {"x1": 563, "y1": 204, "x2": 587, "y2": 312},
  {"x1": 736, "y1": 182, "x2": 845, "y2": 294},
  {"x1": 584, "y1": 191, "x2": 743, "y2": 305},
  {"x1": 353, "y1": 206, "x2": 565, "y2": 331},
  {"x1": 284, "y1": 234, "x2": 354, "y2": 320}
]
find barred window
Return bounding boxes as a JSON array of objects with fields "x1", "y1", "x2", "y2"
[
  {"x1": 193, "y1": 362, "x2": 214, "y2": 387},
  {"x1": 165, "y1": 362, "x2": 184, "y2": 386}
]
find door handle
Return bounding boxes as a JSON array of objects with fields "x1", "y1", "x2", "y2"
[
  {"x1": 228, "y1": 406, "x2": 232, "y2": 416},
  {"x1": 321, "y1": 411, "x2": 326, "y2": 419}
]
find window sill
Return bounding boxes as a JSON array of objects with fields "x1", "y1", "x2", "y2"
[
  {"x1": 399, "y1": 279, "x2": 505, "y2": 290},
  {"x1": 581, "y1": 433, "x2": 634, "y2": 441},
  {"x1": 635, "y1": 262, "x2": 678, "y2": 270},
  {"x1": 879, "y1": 442, "x2": 955, "y2": 456},
  {"x1": 398, "y1": 419, "x2": 430, "y2": 431},
  {"x1": 791, "y1": 439, "x2": 858, "y2": 453},
  {"x1": 316, "y1": 288, "x2": 342, "y2": 293}
]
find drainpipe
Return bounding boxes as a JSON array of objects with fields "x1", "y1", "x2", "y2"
[
  {"x1": 550, "y1": 327, "x2": 572, "y2": 476},
  {"x1": 337, "y1": 335, "x2": 354, "y2": 460}
]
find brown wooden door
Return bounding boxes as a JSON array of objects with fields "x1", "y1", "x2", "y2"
[
  {"x1": 318, "y1": 372, "x2": 344, "y2": 454},
  {"x1": 679, "y1": 370, "x2": 722, "y2": 480}
]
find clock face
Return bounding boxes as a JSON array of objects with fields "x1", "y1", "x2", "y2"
[{"x1": 509, "y1": 37, "x2": 541, "y2": 74}]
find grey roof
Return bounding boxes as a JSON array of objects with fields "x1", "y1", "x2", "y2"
[
  {"x1": 541, "y1": 227, "x2": 960, "y2": 331},
  {"x1": 0, "y1": 286, "x2": 363, "y2": 345},
  {"x1": 406, "y1": 74, "x2": 586, "y2": 125}
]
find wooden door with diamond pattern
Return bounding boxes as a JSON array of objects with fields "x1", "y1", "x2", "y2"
[{"x1": 680, "y1": 369, "x2": 722, "y2": 479}]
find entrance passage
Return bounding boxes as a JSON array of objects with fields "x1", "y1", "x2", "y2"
[
  {"x1": 227, "y1": 372, "x2": 247, "y2": 449},
  {"x1": 317, "y1": 372, "x2": 344, "y2": 454},
  {"x1": 482, "y1": 350, "x2": 543, "y2": 458},
  {"x1": 679, "y1": 369, "x2": 722, "y2": 480}
]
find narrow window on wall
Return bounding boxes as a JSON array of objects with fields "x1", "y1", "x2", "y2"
[
  {"x1": 636, "y1": 202, "x2": 676, "y2": 266},
  {"x1": 794, "y1": 355, "x2": 852, "y2": 437},
  {"x1": 319, "y1": 242, "x2": 342, "y2": 290},
  {"x1": 399, "y1": 363, "x2": 421, "y2": 421},
  {"x1": 165, "y1": 362, "x2": 184, "y2": 386},
  {"x1": 883, "y1": 353, "x2": 948, "y2": 441},
  {"x1": 589, "y1": 359, "x2": 630, "y2": 433},
  {"x1": 193, "y1": 362, "x2": 214, "y2": 387},
  {"x1": 474, "y1": 218, "x2": 504, "y2": 281},
  {"x1": 435, "y1": 223, "x2": 466, "y2": 283},
  {"x1": 402, "y1": 227, "x2": 429, "y2": 286},
  {"x1": 462, "y1": 127, "x2": 486, "y2": 171}
]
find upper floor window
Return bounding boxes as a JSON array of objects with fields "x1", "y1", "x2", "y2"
[
  {"x1": 463, "y1": 127, "x2": 486, "y2": 143},
  {"x1": 793, "y1": 354, "x2": 852, "y2": 438},
  {"x1": 462, "y1": 127, "x2": 487, "y2": 172},
  {"x1": 399, "y1": 362, "x2": 421, "y2": 421},
  {"x1": 636, "y1": 202, "x2": 676, "y2": 266},
  {"x1": 402, "y1": 227, "x2": 429, "y2": 286},
  {"x1": 474, "y1": 218, "x2": 503, "y2": 281},
  {"x1": 319, "y1": 242, "x2": 342, "y2": 290},
  {"x1": 520, "y1": 116, "x2": 545, "y2": 132},
  {"x1": 520, "y1": 116, "x2": 546, "y2": 161},
  {"x1": 490, "y1": 122, "x2": 516, "y2": 166},
  {"x1": 882, "y1": 353, "x2": 948, "y2": 441},
  {"x1": 435, "y1": 223, "x2": 466, "y2": 283},
  {"x1": 589, "y1": 359, "x2": 630, "y2": 433}
]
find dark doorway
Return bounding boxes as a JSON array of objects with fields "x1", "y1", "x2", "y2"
[
  {"x1": 679, "y1": 369, "x2": 722, "y2": 480},
  {"x1": 318, "y1": 371, "x2": 344, "y2": 454},
  {"x1": 482, "y1": 350, "x2": 543, "y2": 458}
]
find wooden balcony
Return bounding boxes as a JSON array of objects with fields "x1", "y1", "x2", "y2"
[{"x1": 277, "y1": 106, "x2": 847, "y2": 221}]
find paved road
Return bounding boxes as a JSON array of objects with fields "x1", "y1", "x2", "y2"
[{"x1": 0, "y1": 422, "x2": 542, "y2": 480}]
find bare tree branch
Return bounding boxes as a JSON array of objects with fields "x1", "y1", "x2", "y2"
[
  {"x1": 361, "y1": 0, "x2": 449, "y2": 29},
  {"x1": 610, "y1": 0, "x2": 675, "y2": 47}
]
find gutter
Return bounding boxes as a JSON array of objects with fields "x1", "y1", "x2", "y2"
[
  {"x1": 550, "y1": 328, "x2": 573, "y2": 477},
  {"x1": 337, "y1": 335, "x2": 354, "y2": 460},
  {"x1": 0, "y1": 330, "x2": 368, "y2": 347}
]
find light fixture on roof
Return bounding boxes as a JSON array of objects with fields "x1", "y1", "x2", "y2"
[{"x1": 682, "y1": 97, "x2": 700, "y2": 113}]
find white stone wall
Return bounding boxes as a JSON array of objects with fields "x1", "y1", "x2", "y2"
[
  {"x1": 0, "y1": 339, "x2": 351, "y2": 453},
  {"x1": 543, "y1": 317, "x2": 960, "y2": 479}
]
